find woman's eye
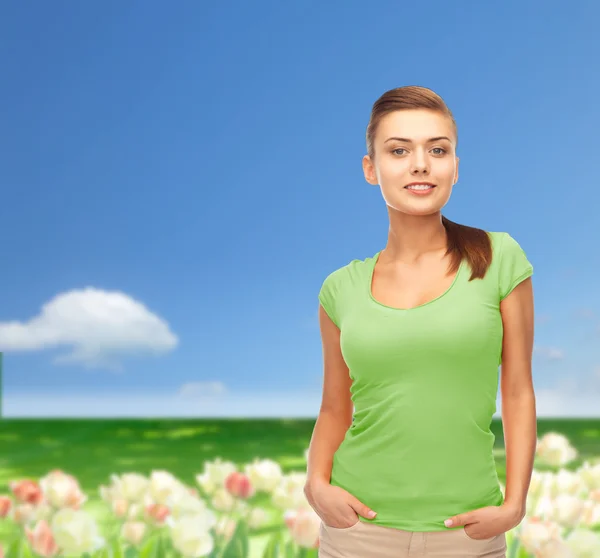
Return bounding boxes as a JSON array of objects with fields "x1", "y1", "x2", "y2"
[{"x1": 392, "y1": 147, "x2": 446, "y2": 155}]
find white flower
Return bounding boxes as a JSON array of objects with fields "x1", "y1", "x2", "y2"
[
  {"x1": 127, "y1": 503, "x2": 144, "y2": 520},
  {"x1": 579, "y1": 461, "x2": 600, "y2": 491},
  {"x1": 536, "y1": 538, "x2": 577, "y2": 558},
  {"x1": 271, "y1": 473, "x2": 309, "y2": 510},
  {"x1": 51, "y1": 508, "x2": 104, "y2": 556},
  {"x1": 551, "y1": 468, "x2": 588, "y2": 498},
  {"x1": 111, "y1": 473, "x2": 149, "y2": 503},
  {"x1": 195, "y1": 458, "x2": 237, "y2": 495},
  {"x1": 581, "y1": 500, "x2": 600, "y2": 527},
  {"x1": 529, "y1": 470, "x2": 554, "y2": 498},
  {"x1": 548, "y1": 494, "x2": 585, "y2": 528},
  {"x1": 111, "y1": 498, "x2": 129, "y2": 518},
  {"x1": 39, "y1": 470, "x2": 86, "y2": 509},
  {"x1": 235, "y1": 499, "x2": 250, "y2": 516},
  {"x1": 28, "y1": 501, "x2": 53, "y2": 523},
  {"x1": 170, "y1": 514, "x2": 214, "y2": 557},
  {"x1": 210, "y1": 487, "x2": 235, "y2": 512},
  {"x1": 171, "y1": 492, "x2": 216, "y2": 524},
  {"x1": 214, "y1": 516, "x2": 237, "y2": 540},
  {"x1": 99, "y1": 483, "x2": 117, "y2": 503},
  {"x1": 564, "y1": 527, "x2": 600, "y2": 558},
  {"x1": 243, "y1": 459, "x2": 283, "y2": 492},
  {"x1": 517, "y1": 516, "x2": 562, "y2": 554},
  {"x1": 527, "y1": 470, "x2": 555, "y2": 515},
  {"x1": 121, "y1": 521, "x2": 146, "y2": 546},
  {"x1": 530, "y1": 494, "x2": 555, "y2": 519},
  {"x1": 246, "y1": 507, "x2": 269, "y2": 529},
  {"x1": 12, "y1": 503, "x2": 36, "y2": 526},
  {"x1": 536, "y1": 432, "x2": 578, "y2": 467},
  {"x1": 149, "y1": 470, "x2": 186, "y2": 507}
]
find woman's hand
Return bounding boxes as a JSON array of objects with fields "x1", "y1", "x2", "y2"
[
  {"x1": 304, "y1": 479, "x2": 377, "y2": 529},
  {"x1": 444, "y1": 503, "x2": 525, "y2": 539}
]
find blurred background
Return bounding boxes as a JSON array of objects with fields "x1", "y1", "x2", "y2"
[{"x1": 0, "y1": 2, "x2": 598, "y2": 557}]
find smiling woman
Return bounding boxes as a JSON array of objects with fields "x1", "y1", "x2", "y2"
[{"x1": 305, "y1": 85, "x2": 536, "y2": 558}]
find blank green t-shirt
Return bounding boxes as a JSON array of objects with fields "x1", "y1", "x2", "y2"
[{"x1": 318, "y1": 230, "x2": 534, "y2": 532}]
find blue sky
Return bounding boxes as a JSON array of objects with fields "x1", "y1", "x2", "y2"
[{"x1": 1, "y1": 2, "x2": 598, "y2": 417}]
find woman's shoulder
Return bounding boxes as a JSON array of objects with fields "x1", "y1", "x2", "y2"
[
  {"x1": 321, "y1": 253, "x2": 374, "y2": 282},
  {"x1": 484, "y1": 230, "x2": 529, "y2": 257},
  {"x1": 482, "y1": 230, "x2": 534, "y2": 298},
  {"x1": 318, "y1": 253, "x2": 374, "y2": 326}
]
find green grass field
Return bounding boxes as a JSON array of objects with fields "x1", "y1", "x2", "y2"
[{"x1": 0, "y1": 417, "x2": 599, "y2": 556}]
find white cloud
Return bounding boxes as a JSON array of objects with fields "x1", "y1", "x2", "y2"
[
  {"x1": 3, "y1": 381, "x2": 599, "y2": 418},
  {"x1": 0, "y1": 288, "x2": 178, "y2": 370},
  {"x1": 179, "y1": 382, "x2": 227, "y2": 398},
  {"x1": 536, "y1": 314, "x2": 552, "y2": 324},
  {"x1": 534, "y1": 345, "x2": 564, "y2": 360},
  {"x1": 504, "y1": 368, "x2": 600, "y2": 418},
  {"x1": 528, "y1": 388, "x2": 600, "y2": 418},
  {"x1": 2, "y1": 390, "x2": 323, "y2": 418},
  {"x1": 574, "y1": 308, "x2": 595, "y2": 320}
]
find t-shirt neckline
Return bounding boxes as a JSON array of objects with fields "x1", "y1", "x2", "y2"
[{"x1": 367, "y1": 250, "x2": 465, "y2": 312}]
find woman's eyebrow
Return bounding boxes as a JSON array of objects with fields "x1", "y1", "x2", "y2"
[{"x1": 384, "y1": 136, "x2": 452, "y2": 143}]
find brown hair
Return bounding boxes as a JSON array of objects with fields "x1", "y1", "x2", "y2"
[{"x1": 366, "y1": 85, "x2": 492, "y2": 281}]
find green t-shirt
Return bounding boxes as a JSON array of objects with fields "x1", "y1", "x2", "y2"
[{"x1": 318, "y1": 230, "x2": 533, "y2": 531}]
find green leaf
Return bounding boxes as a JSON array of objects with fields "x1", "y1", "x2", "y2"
[
  {"x1": 92, "y1": 548, "x2": 112, "y2": 558},
  {"x1": 220, "y1": 519, "x2": 250, "y2": 558},
  {"x1": 139, "y1": 536, "x2": 161, "y2": 558},
  {"x1": 111, "y1": 539, "x2": 125, "y2": 558},
  {"x1": 3, "y1": 540, "x2": 18, "y2": 558},
  {"x1": 2, "y1": 539, "x2": 33, "y2": 558},
  {"x1": 124, "y1": 547, "x2": 138, "y2": 558},
  {"x1": 284, "y1": 540, "x2": 295, "y2": 558},
  {"x1": 261, "y1": 532, "x2": 282, "y2": 558},
  {"x1": 18, "y1": 540, "x2": 33, "y2": 558}
]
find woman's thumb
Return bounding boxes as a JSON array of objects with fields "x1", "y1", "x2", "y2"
[{"x1": 349, "y1": 497, "x2": 377, "y2": 519}]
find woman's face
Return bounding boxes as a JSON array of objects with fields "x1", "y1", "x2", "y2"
[{"x1": 362, "y1": 109, "x2": 459, "y2": 216}]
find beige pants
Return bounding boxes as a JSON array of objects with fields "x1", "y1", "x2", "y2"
[{"x1": 318, "y1": 519, "x2": 507, "y2": 557}]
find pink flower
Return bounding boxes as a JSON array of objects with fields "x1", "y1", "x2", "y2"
[
  {"x1": 111, "y1": 498, "x2": 129, "y2": 518},
  {"x1": 224, "y1": 472, "x2": 255, "y2": 499},
  {"x1": 0, "y1": 496, "x2": 12, "y2": 518},
  {"x1": 288, "y1": 508, "x2": 321, "y2": 549},
  {"x1": 283, "y1": 510, "x2": 296, "y2": 530},
  {"x1": 145, "y1": 503, "x2": 170, "y2": 524},
  {"x1": 25, "y1": 520, "x2": 59, "y2": 557},
  {"x1": 9, "y1": 480, "x2": 44, "y2": 505}
]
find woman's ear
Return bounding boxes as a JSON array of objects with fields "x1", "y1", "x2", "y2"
[
  {"x1": 362, "y1": 154, "x2": 378, "y2": 185},
  {"x1": 454, "y1": 156, "x2": 459, "y2": 184}
]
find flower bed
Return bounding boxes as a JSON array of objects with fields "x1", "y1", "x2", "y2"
[{"x1": 0, "y1": 432, "x2": 599, "y2": 557}]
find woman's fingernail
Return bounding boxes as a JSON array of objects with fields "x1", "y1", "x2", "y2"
[
  {"x1": 368, "y1": 510, "x2": 377, "y2": 518},
  {"x1": 444, "y1": 519, "x2": 453, "y2": 527}
]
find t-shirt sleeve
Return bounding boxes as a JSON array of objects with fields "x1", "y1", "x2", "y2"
[
  {"x1": 318, "y1": 269, "x2": 343, "y2": 327},
  {"x1": 498, "y1": 232, "x2": 534, "y2": 301}
]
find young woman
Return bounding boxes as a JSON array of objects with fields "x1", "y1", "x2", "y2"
[{"x1": 304, "y1": 85, "x2": 536, "y2": 558}]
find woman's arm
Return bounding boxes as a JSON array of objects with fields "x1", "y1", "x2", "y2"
[
  {"x1": 304, "y1": 305, "x2": 354, "y2": 494},
  {"x1": 499, "y1": 276, "x2": 536, "y2": 521}
]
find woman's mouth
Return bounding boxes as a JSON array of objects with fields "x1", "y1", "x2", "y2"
[{"x1": 404, "y1": 184, "x2": 436, "y2": 195}]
